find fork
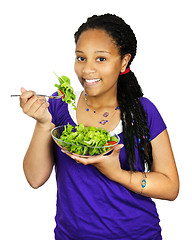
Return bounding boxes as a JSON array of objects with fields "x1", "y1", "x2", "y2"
[{"x1": 10, "y1": 94, "x2": 64, "y2": 99}]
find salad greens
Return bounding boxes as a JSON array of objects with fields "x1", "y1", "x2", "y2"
[
  {"x1": 58, "y1": 123, "x2": 119, "y2": 156},
  {"x1": 54, "y1": 72, "x2": 76, "y2": 110},
  {"x1": 53, "y1": 73, "x2": 119, "y2": 155}
]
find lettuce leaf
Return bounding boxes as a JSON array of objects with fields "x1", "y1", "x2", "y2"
[
  {"x1": 59, "y1": 123, "x2": 118, "y2": 156},
  {"x1": 54, "y1": 72, "x2": 76, "y2": 110}
]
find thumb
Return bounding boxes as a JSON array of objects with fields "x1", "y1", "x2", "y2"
[
  {"x1": 112, "y1": 144, "x2": 124, "y2": 154},
  {"x1": 20, "y1": 87, "x2": 27, "y2": 93}
]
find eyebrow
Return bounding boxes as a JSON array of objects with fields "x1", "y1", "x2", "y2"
[{"x1": 75, "y1": 50, "x2": 111, "y2": 54}]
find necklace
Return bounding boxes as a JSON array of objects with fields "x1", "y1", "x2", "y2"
[{"x1": 84, "y1": 92, "x2": 120, "y2": 125}]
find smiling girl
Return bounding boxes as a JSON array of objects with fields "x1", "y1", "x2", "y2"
[{"x1": 20, "y1": 14, "x2": 179, "y2": 240}]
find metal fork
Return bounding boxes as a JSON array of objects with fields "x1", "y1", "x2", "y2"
[{"x1": 10, "y1": 94, "x2": 64, "y2": 99}]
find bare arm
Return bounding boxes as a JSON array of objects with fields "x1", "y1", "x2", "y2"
[
  {"x1": 70, "y1": 129, "x2": 179, "y2": 201},
  {"x1": 20, "y1": 88, "x2": 55, "y2": 188},
  {"x1": 117, "y1": 130, "x2": 179, "y2": 200},
  {"x1": 23, "y1": 122, "x2": 55, "y2": 188}
]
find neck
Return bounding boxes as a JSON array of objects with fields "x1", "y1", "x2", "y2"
[{"x1": 84, "y1": 89, "x2": 118, "y2": 110}]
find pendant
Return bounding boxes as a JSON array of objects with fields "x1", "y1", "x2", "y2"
[
  {"x1": 99, "y1": 120, "x2": 109, "y2": 125},
  {"x1": 103, "y1": 112, "x2": 109, "y2": 117}
]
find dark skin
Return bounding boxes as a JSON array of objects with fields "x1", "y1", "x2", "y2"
[
  {"x1": 72, "y1": 29, "x2": 179, "y2": 200},
  {"x1": 74, "y1": 29, "x2": 130, "y2": 132},
  {"x1": 20, "y1": 29, "x2": 179, "y2": 201}
]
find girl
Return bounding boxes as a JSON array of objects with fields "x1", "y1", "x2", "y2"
[{"x1": 20, "y1": 14, "x2": 179, "y2": 240}]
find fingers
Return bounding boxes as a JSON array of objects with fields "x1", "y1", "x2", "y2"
[
  {"x1": 70, "y1": 153, "x2": 105, "y2": 165},
  {"x1": 112, "y1": 144, "x2": 124, "y2": 153},
  {"x1": 21, "y1": 95, "x2": 46, "y2": 114},
  {"x1": 61, "y1": 150, "x2": 90, "y2": 165},
  {"x1": 70, "y1": 155, "x2": 91, "y2": 165},
  {"x1": 19, "y1": 88, "x2": 49, "y2": 121},
  {"x1": 61, "y1": 144, "x2": 124, "y2": 165},
  {"x1": 28, "y1": 98, "x2": 45, "y2": 114},
  {"x1": 20, "y1": 88, "x2": 36, "y2": 108},
  {"x1": 34, "y1": 100, "x2": 49, "y2": 116},
  {"x1": 20, "y1": 87, "x2": 27, "y2": 93}
]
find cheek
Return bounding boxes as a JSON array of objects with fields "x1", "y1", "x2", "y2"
[
  {"x1": 102, "y1": 62, "x2": 121, "y2": 78},
  {"x1": 74, "y1": 63, "x2": 84, "y2": 85},
  {"x1": 74, "y1": 63, "x2": 81, "y2": 77},
  {"x1": 74, "y1": 62, "x2": 78, "y2": 74}
]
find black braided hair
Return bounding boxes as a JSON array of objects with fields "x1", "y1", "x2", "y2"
[{"x1": 74, "y1": 14, "x2": 153, "y2": 171}]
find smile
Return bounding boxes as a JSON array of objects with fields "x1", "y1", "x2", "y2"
[
  {"x1": 84, "y1": 78, "x2": 101, "y2": 83},
  {"x1": 83, "y1": 78, "x2": 101, "y2": 87}
]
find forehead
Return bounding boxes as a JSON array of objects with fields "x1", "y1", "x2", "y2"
[{"x1": 75, "y1": 29, "x2": 119, "y2": 54}]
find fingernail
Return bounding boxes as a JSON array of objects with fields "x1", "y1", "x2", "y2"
[{"x1": 20, "y1": 87, "x2": 27, "y2": 93}]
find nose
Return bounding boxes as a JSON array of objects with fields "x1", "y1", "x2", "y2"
[{"x1": 82, "y1": 61, "x2": 96, "y2": 75}]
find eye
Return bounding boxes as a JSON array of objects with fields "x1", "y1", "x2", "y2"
[
  {"x1": 76, "y1": 56, "x2": 86, "y2": 62},
  {"x1": 96, "y1": 57, "x2": 106, "y2": 62}
]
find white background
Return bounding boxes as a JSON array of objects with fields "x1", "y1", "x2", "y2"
[{"x1": 1, "y1": 0, "x2": 191, "y2": 239}]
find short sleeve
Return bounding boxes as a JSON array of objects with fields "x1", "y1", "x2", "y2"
[
  {"x1": 48, "y1": 92, "x2": 58, "y2": 125},
  {"x1": 48, "y1": 91, "x2": 71, "y2": 126},
  {"x1": 140, "y1": 97, "x2": 167, "y2": 141}
]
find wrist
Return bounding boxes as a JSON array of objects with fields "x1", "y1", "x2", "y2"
[{"x1": 36, "y1": 120, "x2": 55, "y2": 132}]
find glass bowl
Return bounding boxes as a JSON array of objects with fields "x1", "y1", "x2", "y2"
[{"x1": 51, "y1": 125, "x2": 120, "y2": 158}]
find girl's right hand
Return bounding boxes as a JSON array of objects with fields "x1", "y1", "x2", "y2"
[{"x1": 20, "y1": 87, "x2": 52, "y2": 127}]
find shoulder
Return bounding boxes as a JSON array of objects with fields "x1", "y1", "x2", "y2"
[
  {"x1": 140, "y1": 97, "x2": 167, "y2": 140},
  {"x1": 140, "y1": 97, "x2": 157, "y2": 112},
  {"x1": 48, "y1": 91, "x2": 68, "y2": 110},
  {"x1": 140, "y1": 97, "x2": 162, "y2": 119}
]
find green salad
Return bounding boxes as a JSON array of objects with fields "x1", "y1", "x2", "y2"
[
  {"x1": 54, "y1": 72, "x2": 76, "y2": 110},
  {"x1": 53, "y1": 73, "x2": 119, "y2": 155},
  {"x1": 58, "y1": 123, "x2": 119, "y2": 156}
]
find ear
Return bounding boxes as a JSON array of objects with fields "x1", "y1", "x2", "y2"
[{"x1": 120, "y1": 54, "x2": 131, "y2": 73}]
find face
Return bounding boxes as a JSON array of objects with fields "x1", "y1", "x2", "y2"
[{"x1": 74, "y1": 29, "x2": 130, "y2": 97}]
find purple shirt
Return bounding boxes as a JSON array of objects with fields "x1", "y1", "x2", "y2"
[{"x1": 49, "y1": 92, "x2": 166, "y2": 240}]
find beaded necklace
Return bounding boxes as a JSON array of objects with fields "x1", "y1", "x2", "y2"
[{"x1": 84, "y1": 93, "x2": 120, "y2": 125}]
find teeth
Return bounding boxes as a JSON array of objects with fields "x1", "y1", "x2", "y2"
[{"x1": 85, "y1": 79, "x2": 101, "y2": 83}]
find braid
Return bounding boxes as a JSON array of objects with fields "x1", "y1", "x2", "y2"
[
  {"x1": 74, "y1": 13, "x2": 153, "y2": 171},
  {"x1": 117, "y1": 72, "x2": 153, "y2": 171}
]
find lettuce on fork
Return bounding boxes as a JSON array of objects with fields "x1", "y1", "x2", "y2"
[{"x1": 54, "y1": 72, "x2": 76, "y2": 110}]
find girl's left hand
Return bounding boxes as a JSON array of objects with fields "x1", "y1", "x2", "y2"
[{"x1": 62, "y1": 144, "x2": 124, "y2": 181}]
